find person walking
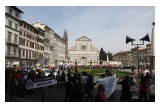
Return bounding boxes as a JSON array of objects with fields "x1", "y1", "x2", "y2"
[
  {"x1": 138, "y1": 73, "x2": 150, "y2": 102},
  {"x1": 85, "y1": 74, "x2": 97, "y2": 102},
  {"x1": 117, "y1": 75, "x2": 132, "y2": 102},
  {"x1": 64, "y1": 77, "x2": 73, "y2": 102}
]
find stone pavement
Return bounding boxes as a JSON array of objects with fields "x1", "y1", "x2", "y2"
[{"x1": 6, "y1": 82, "x2": 148, "y2": 102}]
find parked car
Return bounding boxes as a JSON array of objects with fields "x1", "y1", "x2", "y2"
[
  {"x1": 50, "y1": 69, "x2": 58, "y2": 77},
  {"x1": 42, "y1": 69, "x2": 51, "y2": 76}
]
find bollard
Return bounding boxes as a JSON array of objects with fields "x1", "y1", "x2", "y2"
[
  {"x1": 10, "y1": 82, "x2": 13, "y2": 99},
  {"x1": 42, "y1": 88, "x2": 44, "y2": 102}
]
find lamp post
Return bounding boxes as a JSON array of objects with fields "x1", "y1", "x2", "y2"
[{"x1": 126, "y1": 34, "x2": 150, "y2": 75}]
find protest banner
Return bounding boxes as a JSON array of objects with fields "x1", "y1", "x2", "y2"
[
  {"x1": 25, "y1": 77, "x2": 57, "y2": 90},
  {"x1": 97, "y1": 74, "x2": 117, "y2": 98}
]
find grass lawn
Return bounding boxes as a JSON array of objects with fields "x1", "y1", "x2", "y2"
[
  {"x1": 77, "y1": 68, "x2": 131, "y2": 77},
  {"x1": 115, "y1": 70, "x2": 131, "y2": 77}
]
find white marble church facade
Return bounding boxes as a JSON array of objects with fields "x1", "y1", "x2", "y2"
[{"x1": 68, "y1": 36, "x2": 99, "y2": 66}]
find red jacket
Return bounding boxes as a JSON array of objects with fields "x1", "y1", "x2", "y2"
[{"x1": 95, "y1": 92, "x2": 107, "y2": 102}]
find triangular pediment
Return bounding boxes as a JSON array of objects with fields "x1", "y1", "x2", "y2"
[{"x1": 76, "y1": 36, "x2": 92, "y2": 41}]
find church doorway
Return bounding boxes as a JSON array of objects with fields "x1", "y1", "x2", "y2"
[
  {"x1": 90, "y1": 60, "x2": 92, "y2": 65},
  {"x1": 81, "y1": 56, "x2": 87, "y2": 65},
  {"x1": 75, "y1": 60, "x2": 77, "y2": 65}
]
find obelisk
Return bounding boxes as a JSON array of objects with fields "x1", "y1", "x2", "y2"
[{"x1": 150, "y1": 21, "x2": 155, "y2": 71}]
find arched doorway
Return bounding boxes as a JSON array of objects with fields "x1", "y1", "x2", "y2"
[
  {"x1": 81, "y1": 56, "x2": 87, "y2": 65},
  {"x1": 75, "y1": 60, "x2": 77, "y2": 65},
  {"x1": 90, "y1": 60, "x2": 92, "y2": 65}
]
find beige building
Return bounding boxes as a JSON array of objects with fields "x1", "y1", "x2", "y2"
[
  {"x1": 33, "y1": 22, "x2": 67, "y2": 66},
  {"x1": 5, "y1": 6, "x2": 23, "y2": 65},
  {"x1": 54, "y1": 33, "x2": 66, "y2": 65},
  {"x1": 131, "y1": 46, "x2": 149, "y2": 66},
  {"x1": 113, "y1": 51, "x2": 133, "y2": 65},
  {"x1": 68, "y1": 36, "x2": 99, "y2": 66},
  {"x1": 113, "y1": 44, "x2": 151, "y2": 66},
  {"x1": 138, "y1": 48, "x2": 149, "y2": 64},
  {"x1": 19, "y1": 20, "x2": 44, "y2": 66},
  {"x1": 33, "y1": 22, "x2": 55, "y2": 66}
]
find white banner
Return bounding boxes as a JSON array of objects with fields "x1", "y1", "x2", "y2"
[
  {"x1": 97, "y1": 74, "x2": 117, "y2": 98},
  {"x1": 25, "y1": 78, "x2": 57, "y2": 90}
]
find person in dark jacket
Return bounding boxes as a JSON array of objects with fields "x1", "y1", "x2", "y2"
[
  {"x1": 64, "y1": 77, "x2": 73, "y2": 102},
  {"x1": 117, "y1": 75, "x2": 132, "y2": 102},
  {"x1": 85, "y1": 74, "x2": 97, "y2": 102}
]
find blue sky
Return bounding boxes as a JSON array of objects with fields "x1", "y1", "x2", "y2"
[{"x1": 18, "y1": 6, "x2": 155, "y2": 53}]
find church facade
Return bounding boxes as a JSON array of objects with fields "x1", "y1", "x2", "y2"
[{"x1": 68, "y1": 36, "x2": 99, "y2": 66}]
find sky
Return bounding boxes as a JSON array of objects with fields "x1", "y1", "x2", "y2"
[{"x1": 17, "y1": 6, "x2": 155, "y2": 53}]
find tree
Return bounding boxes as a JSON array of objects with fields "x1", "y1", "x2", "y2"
[
  {"x1": 99, "y1": 48, "x2": 104, "y2": 61},
  {"x1": 99, "y1": 48, "x2": 107, "y2": 61},
  {"x1": 107, "y1": 51, "x2": 113, "y2": 61}
]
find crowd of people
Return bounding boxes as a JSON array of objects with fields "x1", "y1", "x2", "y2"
[
  {"x1": 5, "y1": 65, "x2": 109, "y2": 102},
  {"x1": 5, "y1": 64, "x2": 154, "y2": 102},
  {"x1": 117, "y1": 66, "x2": 154, "y2": 102}
]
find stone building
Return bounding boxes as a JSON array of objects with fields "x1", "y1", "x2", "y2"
[
  {"x1": 54, "y1": 33, "x2": 66, "y2": 65},
  {"x1": 113, "y1": 51, "x2": 133, "y2": 65},
  {"x1": 19, "y1": 20, "x2": 44, "y2": 66},
  {"x1": 68, "y1": 36, "x2": 99, "y2": 66},
  {"x1": 32, "y1": 22, "x2": 55, "y2": 66},
  {"x1": 33, "y1": 22, "x2": 67, "y2": 66},
  {"x1": 5, "y1": 6, "x2": 23, "y2": 65}
]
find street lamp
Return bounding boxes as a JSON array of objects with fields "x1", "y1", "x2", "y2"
[{"x1": 126, "y1": 34, "x2": 150, "y2": 75}]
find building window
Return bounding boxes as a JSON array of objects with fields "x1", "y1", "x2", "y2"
[
  {"x1": 8, "y1": 20, "x2": 12, "y2": 28},
  {"x1": 30, "y1": 42, "x2": 34, "y2": 48},
  {"x1": 23, "y1": 49, "x2": 25, "y2": 56},
  {"x1": 9, "y1": 8, "x2": 12, "y2": 14},
  {"x1": 15, "y1": 23, "x2": 18, "y2": 30},
  {"x1": 19, "y1": 38, "x2": 21, "y2": 45},
  {"x1": 22, "y1": 39, "x2": 25, "y2": 46},
  {"x1": 15, "y1": 12, "x2": 19, "y2": 18},
  {"x1": 23, "y1": 32, "x2": 26, "y2": 37},
  {"x1": 14, "y1": 47, "x2": 17, "y2": 56},
  {"x1": 30, "y1": 42, "x2": 32, "y2": 48},
  {"x1": 19, "y1": 49, "x2": 21, "y2": 58},
  {"x1": 29, "y1": 50, "x2": 31, "y2": 59},
  {"x1": 20, "y1": 31, "x2": 22, "y2": 35},
  {"x1": 26, "y1": 40, "x2": 28, "y2": 47},
  {"x1": 14, "y1": 34, "x2": 18, "y2": 44},
  {"x1": 8, "y1": 31, "x2": 12, "y2": 42},
  {"x1": 27, "y1": 33, "x2": 29, "y2": 38},
  {"x1": 7, "y1": 46, "x2": 10, "y2": 56},
  {"x1": 24, "y1": 24, "x2": 26, "y2": 28},
  {"x1": 32, "y1": 51, "x2": 35, "y2": 58}
]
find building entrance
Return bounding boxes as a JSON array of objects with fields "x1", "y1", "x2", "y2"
[{"x1": 81, "y1": 56, "x2": 87, "y2": 65}]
